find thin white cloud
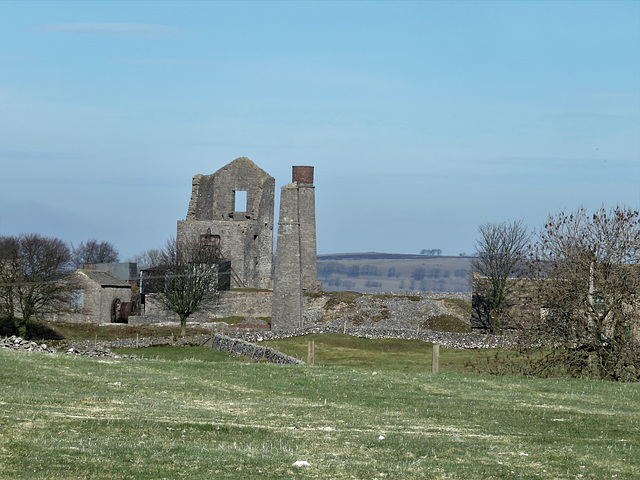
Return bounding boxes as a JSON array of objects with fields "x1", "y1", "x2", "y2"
[
  {"x1": 35, "y1": 22, "x2": 183, "y2": 39},
  {"x1": 120, "y1": 57, "x2": 204, "y2": 66}
]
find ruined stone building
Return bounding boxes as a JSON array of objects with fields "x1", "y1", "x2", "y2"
[
  {"x1": 177, "y1": 157, "x2": 275, "y2": 290},
  {"x1": 172, "y1": 157, "x2": 320, "y2": 330}
]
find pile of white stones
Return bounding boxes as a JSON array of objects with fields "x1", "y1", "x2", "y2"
[
  {"x1": 0, "y1": 335, "x2": 57, "y2": 353},
  {"x1": 1, "y1": 336, "x2": 137, "y2": 359}
]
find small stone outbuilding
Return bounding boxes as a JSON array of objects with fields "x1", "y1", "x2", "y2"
[{"x1": 59, "y1": 269, "x2": 134, "y2": 324}]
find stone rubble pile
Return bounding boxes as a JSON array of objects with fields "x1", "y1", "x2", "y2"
[
  {"x1": 302, "y1": 292, "x2": 472, "y2": 329},
  {"x1": 65, "y1": 346, "x2": 138, "y2": 359},
  {"x1": 0, "y1": 336, "x2": 57, "y2": 353},
  {"x1": 1, "y1": 336, "x2": 137, "y2": 359}
]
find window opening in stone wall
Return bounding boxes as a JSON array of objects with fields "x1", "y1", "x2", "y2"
[
  {"x1": 234, "y1": 190, "x2": 247, "y2": 212},
  {"x1": 200, "y1": 229, "x2": 221, "y2": 256},
  {"x1": 71, "y1": 289, "x2": 84, "y2": 308}
]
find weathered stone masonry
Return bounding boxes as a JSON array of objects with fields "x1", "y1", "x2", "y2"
[
  {"x1": 177, "y1": 157, "x2": 275, "y2": 290},
  {"x1": 148, "y1": 159, "x2": 321, "y2": 331},
  {"x1": 271, "y1": 166, "x2": 320, "y2": 331}
]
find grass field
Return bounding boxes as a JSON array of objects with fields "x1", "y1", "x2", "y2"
[
  {"x1": 1, "y1": 346, "x2": 638, "y2": 479},
  {"x1": 113, "y1": 335, "x2": 488, "y2": 373},
  {"x1": 260, "y1": 334, "x2": 486, "y2": 373}
]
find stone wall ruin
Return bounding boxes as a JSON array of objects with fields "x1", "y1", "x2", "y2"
[{"x1": 177, "y1": 157, "x2": 275, "y2": 290}]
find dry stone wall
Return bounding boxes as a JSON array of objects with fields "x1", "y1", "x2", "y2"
[
  {"x1": 64, "y1": 333, "x2": 304, "y2": 365},
  {"x1": 237, "y1": 325, "x2": 519, "y2": 349},
  {"x1": 211, "y1": 334, "x2": 304, "y2": 364},
  {"x1": 2, "y1": 334, "x2": 301, "y2": 364}
]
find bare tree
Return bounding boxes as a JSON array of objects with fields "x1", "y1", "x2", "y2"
[
  {"x1": 0, "y1": 236, "x2": 20, "y2": 330},
  {"x1": 71, "y1": 239, "x2": 119, "y2": 268},
  {"x1": 143, "y1": 237, "x2": 223, "y2": 336},
  {"x1": 129, "y1": 248, "x2": 163, "y2": 270},
  {"x1": 527, "y1": 206, "x2": 640, "y2": 381},
  {"x1": 0, "y1": 233, "x2": 74, "y2": 337},
  {"x1": 471, "y1": 219, "x2": 530, "y2": 333}
]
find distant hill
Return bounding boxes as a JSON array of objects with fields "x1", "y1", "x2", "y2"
[{"x1": 317, "y1": 252, "x2": 473, "y2": 293}]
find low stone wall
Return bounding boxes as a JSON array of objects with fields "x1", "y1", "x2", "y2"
[
  {"x1": 210, "y1": 290, "x2": 273, "y2": 318},
  {"x1": 236, "y1": 325, "x2": 518, "y2": 349},
  {"x1": 133, "y1": 290, "x2": 273, "y2": 325},
  {"x1": 2, "y1": 334, "x2": 302, "y2": 365},
  {"x1": 63, "y1": 333, "x2": 304, "y2": 365},
  {"x1": 211, "y1": 334, "x2": 304, "y2": 364}
]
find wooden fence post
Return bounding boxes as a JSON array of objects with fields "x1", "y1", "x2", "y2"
[
  {"x1": 308, "y1": 340, "x2": 315, "y2": 364},
  {"x1": 432, "y1": 343, "x2": 439, "y2": 373}
]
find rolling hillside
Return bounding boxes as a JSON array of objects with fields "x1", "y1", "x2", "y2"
[{"x1": 317, "y1": 253, "x2": 473, "y2": 293}]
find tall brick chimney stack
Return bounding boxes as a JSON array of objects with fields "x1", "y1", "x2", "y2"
[{"x1": 292, "y1": 165, "x2": 314, "y2": 184}]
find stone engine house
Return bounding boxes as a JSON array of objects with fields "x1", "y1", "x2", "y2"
[
  {"x1": 177, "y1": 157, "x2": 275, "y2": 290},
  {"x1": 172, "y1": 156, "x2": 320, "y2": 331}
]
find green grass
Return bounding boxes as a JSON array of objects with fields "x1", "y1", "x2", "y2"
[
  {"x1": 1, "y1": 349, "x2": 638, "y2": 479},
  {"x1": 112, "y1": 334, "x2": 518, "y2": 375},
  {"x1": 111, "y1": 346, "x2": 245, "y2": 362},
  {"x1": 261, "y1": 334, "x2": 493, "y2": 373}
]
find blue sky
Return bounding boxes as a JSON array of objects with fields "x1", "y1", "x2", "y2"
[{"x1": 1, "y1": 0, "x2": 639, "y2": 260}]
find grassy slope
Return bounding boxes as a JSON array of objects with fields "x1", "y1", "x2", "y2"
[
  {"x1": 113, "y1": 336, "x2": 490, "y2": 373},
  {"x1": 1, "y1": 349, "x2": 638, "y2": 479},
  {"x1": 260, "y1": 334, "x2": 486, "y2": 373}
]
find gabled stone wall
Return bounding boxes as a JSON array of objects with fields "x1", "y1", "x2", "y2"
[
  {"x1": 177, "y1": 157, "x2": 275, "y2": 290},
  {"x1": 55, "y1": 271, "x2": 133, "y2": 324}
]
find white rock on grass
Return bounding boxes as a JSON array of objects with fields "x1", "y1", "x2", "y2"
[{"x1": 292, "y1": 461, "x2": 311, "y2": 467}]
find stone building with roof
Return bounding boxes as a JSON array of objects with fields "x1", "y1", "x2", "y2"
[{"x1": 56, "y1": 269, "x2": 134, "y2": 324}]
